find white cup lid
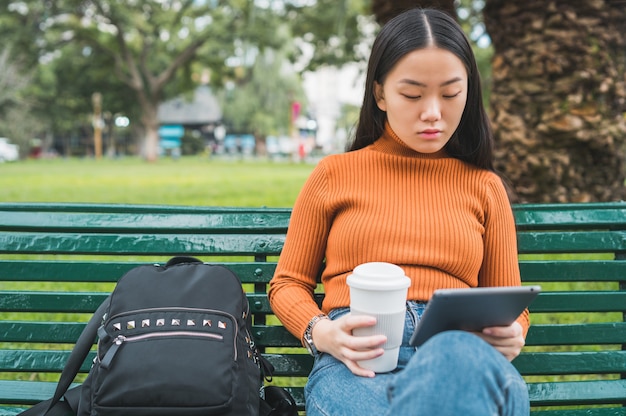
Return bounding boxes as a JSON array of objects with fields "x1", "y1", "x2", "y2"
[{"x1": 347, "y1": 262, "x2": 410, "y2": 290}]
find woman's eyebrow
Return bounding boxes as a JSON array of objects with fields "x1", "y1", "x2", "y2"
[{"x1": 399, "y1": 77, "x2": 464, "y2": 87}]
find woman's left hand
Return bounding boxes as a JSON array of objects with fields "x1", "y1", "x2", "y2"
[{"x1": 475, "y1": 321, "x2": 525, "y2": 361}]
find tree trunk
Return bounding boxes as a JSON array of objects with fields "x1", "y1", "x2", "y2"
[
  {"x1": 140, "y1": 98, "x2": 160, "y2": 162},
  {"x1": 484, "y1": 0, "x2": 626, "y2": 202},
  {"x1": 371, "y1": 0, "x2": 457, "y2": 24}
]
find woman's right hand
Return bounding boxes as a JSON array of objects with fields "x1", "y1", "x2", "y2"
[{"x1": 312, "y1": 313, "x2": 387, "y2": 378}]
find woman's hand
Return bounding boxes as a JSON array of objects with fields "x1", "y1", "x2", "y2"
[
  {"x1": 476, "y1": 321, "x2": 525, "y2": 361},
  {"x1": 312, "y1": 313, "x2": 387, "y2": 378}
]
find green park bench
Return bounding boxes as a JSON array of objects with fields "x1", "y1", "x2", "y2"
[{"x1": 0, "y1": 201, "x2": 625, "y2": 415}]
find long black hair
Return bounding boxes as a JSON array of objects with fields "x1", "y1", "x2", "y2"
[{"x1": 349, "y1": 8, "x2": 495, "y2": 171}]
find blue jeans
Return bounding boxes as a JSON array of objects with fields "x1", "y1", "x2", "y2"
[{"x1": 304, "y1": 302, "x2": 530, "y2": 416}]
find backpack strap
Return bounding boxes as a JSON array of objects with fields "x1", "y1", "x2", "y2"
[{"x1": 19, "y1": 297, "x2": 110, "y2": 416}]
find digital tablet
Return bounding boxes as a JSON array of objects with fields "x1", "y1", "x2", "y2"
[{"x1": 409, "y1": 285, "x2": 541, "y2": 347}]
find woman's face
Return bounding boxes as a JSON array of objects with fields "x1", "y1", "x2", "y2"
[{"x1": 374, "y1": 46, "x2": 468, "y2": 154}]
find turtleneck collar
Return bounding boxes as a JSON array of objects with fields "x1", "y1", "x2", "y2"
[{"x1": 370, "y1": 122, "x2": 449, "y2": 159}]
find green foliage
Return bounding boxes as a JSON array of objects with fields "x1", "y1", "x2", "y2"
[
  {"x1": 219, "y1": 47, "x2": 307, "y2": 136},
  {"x1": 286, "y1": 0, "x2": 372, "y2": 69},
  {"x1": 181, "y1": 131, "x2": 206, "y2": 156}
]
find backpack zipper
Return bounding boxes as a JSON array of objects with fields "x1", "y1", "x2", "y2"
[{"x1": 99, "y1": 330, "x2": 225, "y2": 369}]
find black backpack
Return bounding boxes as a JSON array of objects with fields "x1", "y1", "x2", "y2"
[{"x1": 20, "y1": 257, "x2": 296, "y2": 416}]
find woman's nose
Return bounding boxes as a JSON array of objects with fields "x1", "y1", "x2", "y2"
[{"x1": 419, "y1": 99, "x2": 441, "y2": 121}]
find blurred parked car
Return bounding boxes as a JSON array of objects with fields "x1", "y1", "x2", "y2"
[{"x1": 0, "y1": 138, "x2": 19, "y2": 162}]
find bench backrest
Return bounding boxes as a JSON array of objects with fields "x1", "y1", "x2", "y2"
[{"x1": 0, "y1": 202, "x2": 625, "y2": 415}]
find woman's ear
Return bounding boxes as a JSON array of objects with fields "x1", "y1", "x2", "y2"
[{"x1": 374, "y1": 82, "x2": 386, "y2": 111}]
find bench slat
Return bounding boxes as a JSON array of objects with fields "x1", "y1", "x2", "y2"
[
  {"x1": 0, "y1": 322, "x2": 302, "y2": 346},
  {"x1": 514, "y1": 351, "x2": 626, "y2": 375},
  {"x1": 0, "y1": 350, "x2": 314, "y2": 376},
  {"x1": 3, "y1": 201, "x2": 626, "y2": 228},
  {"x1": 530, "y1": 292, "x2": 626, "y2": 312},
  {"x1": 528, "y1": 379, "x2": 626, "y2": 406},
  {"x1": 4, "y1": 291, "x2": 626, "y2": 315},
  {"x1": 526, "y1": 322, "x2": 626, "y2": 345},
  {"x1": 530, "y1": 408, "x2": 626, "y2": 416},
  {"x1": 0, "y1": 233, "x2": 285, "y2": 255},
  {"x1": 5, "y1": 349, "x2": 626, "y2": 377},
  {"x1": 513, "y1": 202, "x2": 626, "y2": 229},
  {"x1": 0, "y1": 292, "x2": 277, "y2": 314},
  {"x1": 0, "y1": 350, "x2": 94, "y2": 373},
  {"x1": 3, "y1": 259, "x2": 626, "y2": 283},
  {"x1": 0, "y1": 210, "x2": 291, "y2": 233},
  {"x1": 3, "y1": 321, "x2": 623, "y2": 348},
  {"x1": 0, "y1": 261, "x2": 277, "y2": 283},
  {"x1": 0, "y1": 380, "x2": 80, "y2": 405},
  {"x1": 4, "y1": 231, "x2": 626, "y2": 255},
  {"x1": 2, "y1": 379, "x2": 625, "y2": 409},
  {"x1": 519, "y1": 261, "x2": 626, "y2": 282},
  {"x1": 517, "y1": 231, "x2": 626, "y2": 253},
  {"x1": 0, "y1": 292, "x2": 107, "y2": 313}
]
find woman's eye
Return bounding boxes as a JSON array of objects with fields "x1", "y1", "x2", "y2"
[
  {"x1": 443, "y1": 92, "x2": 461, "y2": 99},
  {"x1": 402, "y1": 94, "x2": 421, "y2": 100}
]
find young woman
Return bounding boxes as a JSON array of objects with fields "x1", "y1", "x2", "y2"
[{"x1": 269, "y1": 8, "x2": 530, "y2": 415}]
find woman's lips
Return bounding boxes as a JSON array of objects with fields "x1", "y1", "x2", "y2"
[{"x1": 419, "y1": 129, "x2": 441, "y2": 139}]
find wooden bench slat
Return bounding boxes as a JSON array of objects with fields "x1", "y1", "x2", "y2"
[
  {"x1": 526, "y1": 322, "x2": 626, "y2": 345},
  {"x1": 5, "y1": 290, "x2": 626, "y2": 315},
  {"x1": 519, "y1": 261, "x2": 626, "y2": 282},
  {"x1": 5, "y1": 230, "x2": 625, "y2": 255},
  {"x1": 0, "y1": 292, "x2": 107, "y2": 313},
  {"x1": 513, "y1": 202, "x2": 626, "y2": 229},
  {"x1": 0, "y1": 203, "x2": 293, "y2": 217},
  {"x1": 0, "y1": 292, "x2": 275, "y2": 314},
  {"x1": 0, "y1": 232, "x2": 285, "y2": 255},
  {"x1": 3, "y1": 379, "x2": 626, "y2": 409},
  {"x1": 0, "y1": 409, "x2": 26, "y2": 416},
  {"x1": 0, "y1": 350, "x2": 94, "y2": 373},
  {"x1": 517, "y1": 231, "x2": 626, "y2": 253},
  {"x1": 0, "y1": 322, "x2": 303, "y2": 346},
  {"x1": 0, "y1": 350, "x2": 314, "y2": 376},
  {"x1": 0, "y1": 322, "x2": 85, "y2": 344},
  {"x1": 0, "y1": 261, "x2": 141, "y2": 283},
  {"x1": 3, "y1": 259, "x2": 625, "y2": 283},
  {"x1": 2, "y1": 322, "x2": 624, "y2": 348},
  {"x1": 0, "y1": 380, "x2": 80, "y2": 405},
  {"x1": 0, "y1": 261, "x2": 277, "y2": 283},
  {"x1": 514, "y1": 351, "x2": 626, "y2": 375},
  {"x1": 0, "y1": 210, "x2": 291, "y2": 233},
  {"x1": 530, "y1": 408, "x2": 626, "y2": 416},
  {"x1": 6, "y1": 349, "x2": 626, "y2": 377},
  {"x1": 530, "y1": 292, "x2": 626, "y2": 312},
  {"x1": 528, "y1": 379, "x2": 626, "y2": 406}
]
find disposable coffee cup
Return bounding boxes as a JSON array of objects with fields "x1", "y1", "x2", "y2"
[{"x1": 347, "y1": 262, "x2": 410, "y2": 373}]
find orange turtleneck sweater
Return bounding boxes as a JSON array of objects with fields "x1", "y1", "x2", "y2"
[{"x1": 268, "y1": 125, "x2": 529, "y2": 341}]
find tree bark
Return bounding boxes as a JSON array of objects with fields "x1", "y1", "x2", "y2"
[
  {"x1": 371, "y1": 0, "x2": 457, "y2": 24},
  {"x1": 484, "y1": 0, "x2": 626, "y2": 202}
]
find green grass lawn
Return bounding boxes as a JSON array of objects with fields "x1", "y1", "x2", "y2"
[{"x1": 0, "y1": 156, "x2": 316, "y2": 207}]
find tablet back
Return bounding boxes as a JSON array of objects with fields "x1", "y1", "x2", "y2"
[{"x1": 409, "y1": 285, "x2": 541, "y2": 347}]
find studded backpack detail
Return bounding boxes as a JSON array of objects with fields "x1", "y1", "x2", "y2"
[{"x1": 19, "y1": 257, "x2": 297, "y2": 416}]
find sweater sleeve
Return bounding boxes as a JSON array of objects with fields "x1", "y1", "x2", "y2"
[
  {"x1": 480, "y1": 175, "x2": 530, "y2": 336},
  {"x1": 268, "y1": 161, "x2": 333, "y2": 340}
]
